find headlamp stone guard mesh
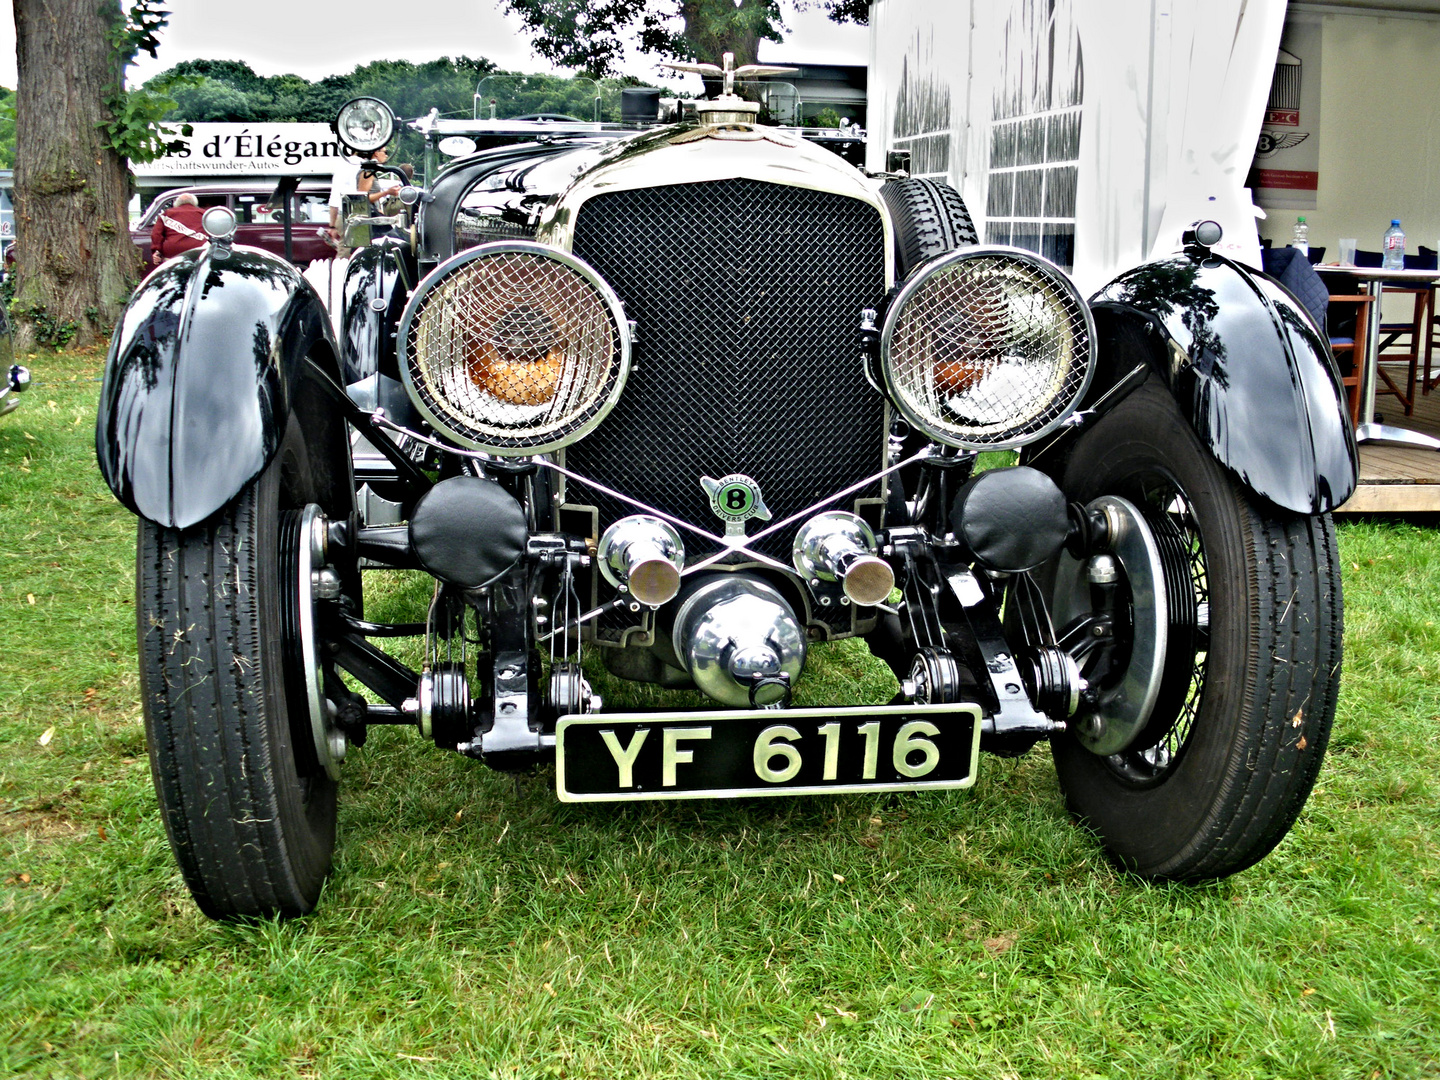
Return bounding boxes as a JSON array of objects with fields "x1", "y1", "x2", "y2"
[
  {"x1": 398, "y1": 242, "x2": 631, "y2": 455},
  {"x1": 881, "y1": 246, "x2": 1095, "y2": 449}
]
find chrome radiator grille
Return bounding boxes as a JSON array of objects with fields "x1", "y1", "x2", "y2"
[{"x1": 565, "y1": 178, "x2": 888, "y2": 558}]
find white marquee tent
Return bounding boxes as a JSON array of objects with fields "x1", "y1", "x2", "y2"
[{"x1": 866, "y1": 0, "x2": 1286, "y2": 293}]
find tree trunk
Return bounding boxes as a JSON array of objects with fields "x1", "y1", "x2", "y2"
[{"x1": 12, "y1": 0, "x2": 140, "y2": 351}]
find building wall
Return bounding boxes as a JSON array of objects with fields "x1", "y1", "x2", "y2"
[{"x1": 1257, "y1": 9, "x2": 1440, "y2": 259}]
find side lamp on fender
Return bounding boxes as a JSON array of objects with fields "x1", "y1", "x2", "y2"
[
  {"x1": 1183, "y1": 219, "x2": 1224, "y2": 254},
  {"x1": 201, "y1": 206, "x2": 238, "y2": 257}
]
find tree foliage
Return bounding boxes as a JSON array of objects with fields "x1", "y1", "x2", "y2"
[
  {"x1": 100, "y1": 0, "x2": 191, "y2": 163},
  {"x1": 148, "y1": 56, "x2": 504, "y2": 126},
  {"x1": 498, "y1": 0, "x2": 868, "y2": 78},
  {"x1": 147, "y1": 56, "x2": 503, "y2": 162},
  {"x1": 162, "y1": 78, "x2": 254, "y2": 123},
  {"x1": 0, "y1": 88, "x2": 15, "y2": 169},
  {"x1": 146, "y1": 58, "x2": 658, "y2": 163}
]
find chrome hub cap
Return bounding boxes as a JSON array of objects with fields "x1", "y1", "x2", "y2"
[
  {"x1": 1048, "y1": 495, "x2": 1168, "y2": 756},
  {"x1": 295, "y1": 504, "x2": 345, "y2": 780}
]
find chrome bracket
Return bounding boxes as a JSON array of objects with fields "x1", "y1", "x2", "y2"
[{"x1": 942, "y1": 566, "x2": 1062, "y2": 738}]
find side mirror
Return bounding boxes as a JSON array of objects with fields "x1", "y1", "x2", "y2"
[{"x1": 341, "y1": 193, "x2": 373, "y2": 248}]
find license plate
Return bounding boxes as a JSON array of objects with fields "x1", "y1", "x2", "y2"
[{"x1": 555, "y1": 703, "x2": 981, "y2": 803}]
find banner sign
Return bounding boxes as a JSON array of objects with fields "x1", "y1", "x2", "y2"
[
  {"x1": 1250, "y1": 18, "x2": 1321, "y2": 210},
  {"x1": 131, "y1": 123, "x2": 350, "y2": 177}
]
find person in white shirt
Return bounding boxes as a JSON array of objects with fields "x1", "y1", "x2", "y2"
[{"x1": 327, "y1": 147, "x2": 403, "y2": 255}]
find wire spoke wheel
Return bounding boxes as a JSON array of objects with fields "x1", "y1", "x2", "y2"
[
  {"x1": 1101, "y1": 474, "x2": 1207, "y2": 784},
  {"x1": 1045, "y1": 383, "x2": 1342, "y2": 881}
]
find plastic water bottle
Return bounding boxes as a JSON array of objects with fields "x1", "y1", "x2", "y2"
[
  {"x1": 1291, "y1": 216, "x2": 1309, "y2": 258},
  {"x1": 1383, "y1": 219, "x2": 1406, "y2": 269}
]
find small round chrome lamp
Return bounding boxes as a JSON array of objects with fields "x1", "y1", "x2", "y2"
[{"x1": 334, "y1": 96, "x2": 396, "y2": 156}]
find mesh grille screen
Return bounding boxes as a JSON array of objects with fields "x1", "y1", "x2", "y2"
[
  {"x1": 886, "y1": 253, "x2": 1091, "y2": 448},
  {"x1": 566, "y1": 179, "x2": 887, "y2": 557},
  {"x1": 404, "y1": 249, "x2": 624, "y2": 452}
]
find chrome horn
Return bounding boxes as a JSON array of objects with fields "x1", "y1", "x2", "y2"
[
  {"x1": 673, "y1": 577, "x2": 806, "y2": 708},
  {"x1": 792, "y1": 512, "x2": 894, "y2": 607},
  {"x1": 597, "y1": 515, "x2": 685, "y2": 607}
]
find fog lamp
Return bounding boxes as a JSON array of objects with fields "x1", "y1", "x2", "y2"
[
  {"x1": 201, "y1": 206, "x2": 237, "y2": 240},
  {"x1": 598, "y1": 515, "x2": 685, "y2": 607}
]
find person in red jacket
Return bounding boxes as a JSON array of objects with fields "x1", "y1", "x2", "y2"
[{"x1": 150, "y1": 193, "x2": 207, "y2": 265}]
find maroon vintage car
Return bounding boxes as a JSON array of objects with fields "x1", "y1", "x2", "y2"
[{"x1": 133, "y1": 182, "x2": 336, "y2": 267}]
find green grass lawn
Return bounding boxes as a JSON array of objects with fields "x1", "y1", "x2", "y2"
[{"x1": 2, "y1": 345, "x2": 1438, "y2": 1079}]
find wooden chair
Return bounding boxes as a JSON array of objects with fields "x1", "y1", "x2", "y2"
[
  {"x1": 1373, "y1": 287, "x2": 1429, "y2": 416},
  {"x1": 1426, "y1": 304, "x2": 1440, "y2": 396},
  {"x1": 1327, "y1": 292, "x2": 1374, "y2": 427},
  {"x1": 1410, "y1": 246, "x2": 1440, "y2": 396}
]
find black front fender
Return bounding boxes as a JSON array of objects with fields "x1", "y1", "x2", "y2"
[
  {"x1": 340, "y1": 240, "x2": 408, "y2": 384},
  {"x1": 1086, "y1": 253, "x2": 1359, "y2": 514},
  {"x1": 96, "y1": 246, "x2": 350, "y2": 529}
]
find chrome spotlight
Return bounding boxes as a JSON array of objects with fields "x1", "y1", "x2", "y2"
[
  {"x1": 597, "y1": 515, "x2": 685, "y2": 607},
  {"x1": 334, "y1": 96, "x2": 396, "y2": 155},
  {"x1": 673, "y1": 577, "x2": 806, "y2": 708},
  {"x1": 792, "y1": 511, "x2": 894, "y2": 607}
]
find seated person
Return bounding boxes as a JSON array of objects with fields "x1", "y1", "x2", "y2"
[
  {"x1": 328, "y1": 146, "x2": 404, "y2": 253},
  {"x1": 373, "y1": 163, "x2": 414, "y2": 216}
]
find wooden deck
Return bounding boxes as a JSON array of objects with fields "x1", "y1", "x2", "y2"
[{"x1": 1341, "y1": 364, "x2": 1440, "y2": 513}]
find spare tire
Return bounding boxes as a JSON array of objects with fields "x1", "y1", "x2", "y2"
[{"x1": 880, "y1": 177, "x2": 977, "y2": 276}]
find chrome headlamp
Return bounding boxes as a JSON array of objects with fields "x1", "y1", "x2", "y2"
[
  {"x1": 398, "y1": 242, "x2": 631, "y2": 456},
  {"x1": 881, "y1": 247, "x2": 1095, "y2": 449},
  {"x1": 200, "y1": 206, "x2": 237, "y2": 240},
  {"x1": 334, "y1": 97, "x2": 396, "y2": 155}
]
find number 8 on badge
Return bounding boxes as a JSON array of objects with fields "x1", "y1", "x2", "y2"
[{"x1": 701, "y1": 473, "x2": 772, "y2": 533}]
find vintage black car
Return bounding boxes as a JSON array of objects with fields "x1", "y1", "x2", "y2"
[{"x1": 96, "y1": 65, "x2": 1357, "y2": 920}]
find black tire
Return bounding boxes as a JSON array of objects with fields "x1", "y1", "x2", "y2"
[
  {"x1": 1050, "y1": 384, "x2": 1341, "y2": 881},
  {"x1": 880, "y1": 177, "x2": 977, "y2": 275},
  {"x1": 137, "y1": 426, "x2": 337, "y2": 919}
]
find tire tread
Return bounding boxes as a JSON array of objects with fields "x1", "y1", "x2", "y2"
[
  {"x1": 1178, "y1": 510, "x2": 1341, "y2": 878},
  {"x1": 1052, "y1": 384, "x2": 1341, "y2": 881},
  {"x1": 138, "y1": 463, "x2": 332, "y2": 919},
  {"x1": 880, "y1": 178, "x2": 977, "y2": 274}
]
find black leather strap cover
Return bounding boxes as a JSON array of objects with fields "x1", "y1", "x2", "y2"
[
  {"x1": 950, "y1": 466, "x2": 1069, "y2": 574},
  {"x1": 408, "y1": 476, "x2": 528, "y2": 588}
]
